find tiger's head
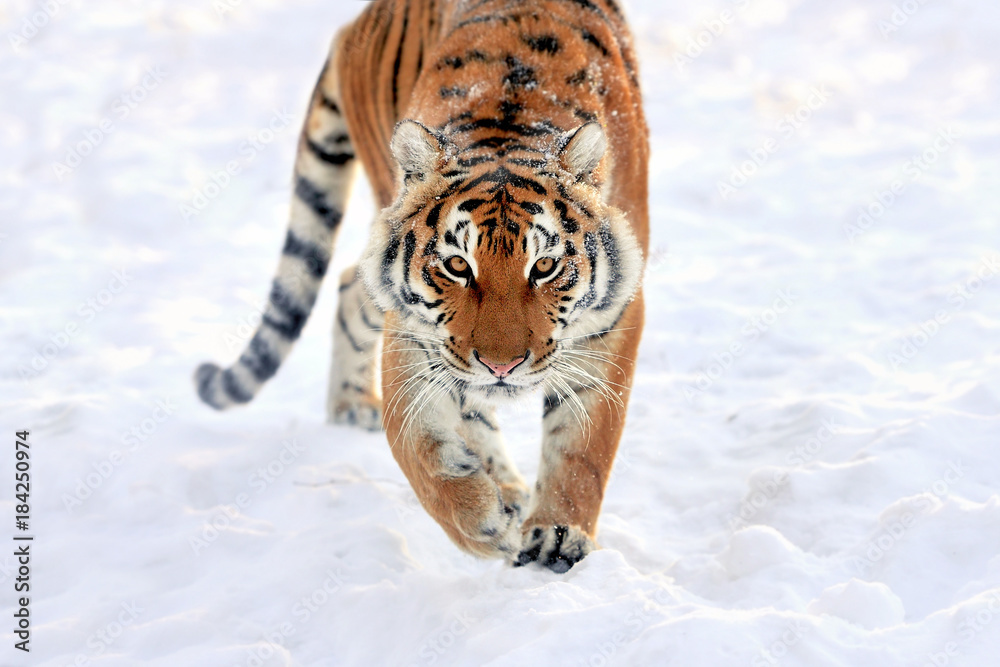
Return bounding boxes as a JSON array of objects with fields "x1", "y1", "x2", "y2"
[{"x1": 360, "y1": 120, "x2": 643, "y2": 402}]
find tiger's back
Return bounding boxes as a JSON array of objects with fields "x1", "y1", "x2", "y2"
[{"x1": 337, "y1": 0, "x2": 648, "y2": 237}]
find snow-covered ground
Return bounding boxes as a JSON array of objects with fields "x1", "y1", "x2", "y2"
[{"x1": 2, "y1": 0, "x2": 998, "y2": 664}]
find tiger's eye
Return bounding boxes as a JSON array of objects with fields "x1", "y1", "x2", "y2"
[
  {"x1": 445, "y1": 256, "x2": 470, "y2": 276},
  {"x1": 535, "y1": 258, "x2": 555, "y2": 274}
]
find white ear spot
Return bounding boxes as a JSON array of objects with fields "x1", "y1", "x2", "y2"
[
  {"x1": 559, "y1": 122, "x2": 607, "y2": 179},
  {"x1": 391, "y1": 120, "x2": 443, "y2": 175}
]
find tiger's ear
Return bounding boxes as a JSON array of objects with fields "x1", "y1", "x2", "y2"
[
  {"x1": 391, "y1": 120, "x2": 445, "y2": 176},
  {"x1": 558, "y1": 122, "x2": 607, "y2": 179}
]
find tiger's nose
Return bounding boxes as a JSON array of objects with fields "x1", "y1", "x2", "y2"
[{"x1": 474, "y1": 350, "x2": 527, "y2": 378}]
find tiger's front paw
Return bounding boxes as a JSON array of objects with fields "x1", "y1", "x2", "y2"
[
  {"x1": 498, "y1": 482, "x2": 530, "y2": 520},
  {"x1": 514, "y1": 525, "x2": 595, "y2": 573},
  {"x1": 434, "y1": 445, "x2": 523, "y2": 558}
]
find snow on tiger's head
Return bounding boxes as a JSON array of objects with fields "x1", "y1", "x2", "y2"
[{"x1": 360, "y1": 120, "x2": 643, "y2": 399}]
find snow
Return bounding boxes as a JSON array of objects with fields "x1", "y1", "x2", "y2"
[{"x1": 2, "y1": 0, "x2": 998, "y2": 665}]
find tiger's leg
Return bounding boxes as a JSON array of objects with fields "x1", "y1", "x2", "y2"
[
  {"x1": 457, "y1": 402, "x2": 530, "y2": 519},
  {"x1": 517, "y1": 297, "x2": 644, "y2": 572},
  {"x1": 327, "y1": 265, "x2": 384, "y2": 430},
  {"x1": 382, "y1": 318, "x2": 522, "y2": 559}
]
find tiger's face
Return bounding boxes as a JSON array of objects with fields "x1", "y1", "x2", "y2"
[{"x1": 361, "y1": 121, "x2": 643, "y2": 401}]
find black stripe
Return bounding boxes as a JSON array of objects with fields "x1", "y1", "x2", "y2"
[
  {"x1": 555, "y1": 265, "x2": 580, "y2": 292},
  {"x1": 337, "y1": 309, "x2": 365, "y2": 353},
  {"x1": 306, "y1": 138, "x2": 355, "y2": 166},
  {"x1": 222, "y1": 368, "x2": 253, "y2": 403},
  {"x1": 595, "y1": 225, "x2": 623, "y2": 310},
  {"x1": 318, "y1": 93, "x2": 340, "y2": 114},
  {"x1": 422, "y1": 265, "x2": 444, "y2": 294},
  {"x1": 453, "y1": 14, "x2": 511, "y2": 32},
  {"x1": 281, "y1": 231, "x2": 329, "y2": 279},
  {"x1": 453, "y1": 117, "x2": 557, "y2": 138},
  {"x1": 458, "y1": 198, "x2": 489, "y2": 213},
  {"x1": 464, "y1": 136, "x2": 516, "y2": 150},
  {"x1": 381, "y1": 236, "x2": 400, "y2": 287},
  {"x1": 497, "y1": 143, "x2": 548, "y2": 156},
  {"x1": 239, "y1": 334, "x2": 281, "y2": 382},
  {"x1": 543, "y1": 393, "x2": 564, "y2": 417},
  {"x1": 359, "y1": 304, "x2": 383, "y2": 332},
  {"x1": 425, "y1": 201, "x2": 446, "y2": 228},
  {"x1": 462, "y1": 411, "x2": 498, "y2": 431},
  {"x1": 519, "y1": 201, "x2": 543, "y2": 215},
  {"x1": 262, "y1": 281, "x2": 310, "y2": 340},
  {"x1": 576, "y1": 232, "x2": 599, "y2": 309},
  {"x1": 503, "y1": 56, "x2": 537, "y2": 89},
  {"x1": 507, "y1": 171, "x2": 548, "y2": 196},
  {"x1": 400, "y1": 231, "x2": 420, "y2": 305},
  {"x1": 553, "y1": 200, "x2": 580, "y2": 234},
  {"x1": 422, "y1": 233, "x2": 438, "y2": 257},
  {"x1": 509, "y1": 157, "x2": 547, "y2": 168},
  {"x1": 439, "y1": 55, "x2": 465, "y2": 69},
  {"x1": 295, "y1": 175, "x2": 343, "y2": 230},
  {"x1": 580, "y1": 29, "x2": 610, "y2": 57},
  {"x1": 559, "y1": 0, "x2": 608, "y2": 20},
  {"x1": 458, "y1": 167, "x2": 547, "y2": 196},
  {"x1": 391, "y1": 1, "x2": 410, "y2": 115},
  {"x1": 458, "y1": 156, "x2": 496, "y2": 167},
  {"x1": 523, "y1": 35, "x2": 560, "y2": 55}
]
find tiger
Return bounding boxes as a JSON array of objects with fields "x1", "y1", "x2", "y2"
[{"x1": 195, "y1": 0, "x2": 648, "y2": 572}]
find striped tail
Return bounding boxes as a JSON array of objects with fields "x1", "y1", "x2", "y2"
[{"x1": 195, "y1": 45, "x2": 358, "y2": 410}]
